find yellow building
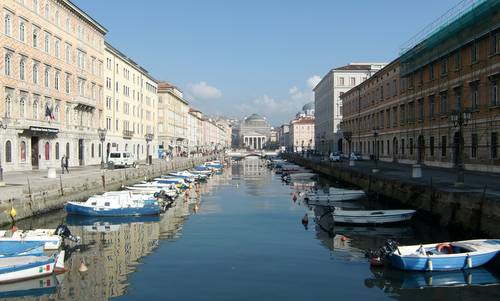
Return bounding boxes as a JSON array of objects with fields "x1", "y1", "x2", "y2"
[
  {"x1": 103, "y1": 42, "x2": 157, "y2": 161},
  {"x1": 157, "y1": 81, "x2": 188, "y2": 156},
  {"x1": 0, "y1": 0, "x2": 107, "y2": 171}
]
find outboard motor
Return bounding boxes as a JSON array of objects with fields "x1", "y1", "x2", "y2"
[
  {"x1": 365, "y1": 239, "x2": 399, "y2": 259},
  {"x1": 55, "y1": 224, "x2": 80, "y2": 243}
]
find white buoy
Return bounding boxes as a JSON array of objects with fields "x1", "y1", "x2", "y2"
[
  {"x1": 427, "y1": 257, "x2": 433, "y2": 271},
  {"x1": 79, "y1": 259, "x2": 88, "y2": 273},
  {"x1": 466, "y1": 254, "x2": 472, "y2": 268}
]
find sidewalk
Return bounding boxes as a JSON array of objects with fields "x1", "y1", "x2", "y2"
[{"x1": 304, "y1": 155, "x2": 500, "y2": 200}]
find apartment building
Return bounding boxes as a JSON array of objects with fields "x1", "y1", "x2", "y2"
[
  {"x1": 0, "y1": 0, "x2": 106, "y2": 171},
  {"x1": 313, "y1": 63, "x2": 385, "y2": 154},
  {"x1": 103, "y1": 42, "x2": 158, "y2": 161}
]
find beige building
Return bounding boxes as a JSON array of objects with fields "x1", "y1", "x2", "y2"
[
  {"x1": 1, "y1": 0, "x2": 107, "y2": 171},
  {"x1": 103, "y1": 42, "x2": 157, "y2": 161},
  {"x1": 187, "y1": 108, "x2": 203, "y2": 155},
  {"x1": 289, "y1": 116, "x2": 315, "y2": 152},
  {"x1": 157, "y1": 82, "x2": 188, "y2": 156}
]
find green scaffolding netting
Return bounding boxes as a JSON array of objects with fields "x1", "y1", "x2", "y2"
[{"x1": 400, "y1": 0, "x2": 500, "y2": 77}]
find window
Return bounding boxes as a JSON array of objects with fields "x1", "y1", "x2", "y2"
[
  {"x1": 44, "y1": 142, "x2": 50, "y2": 160},
  {"x1": 44, "y1": 32, "x2": 50, "y2": 53},
  {"x1": 54, "y1": 10, "x2": 59, "y2": 25},
  {"x1": 338, "y1": 77, "x2": 344, "y2": 86},
  {"x1": 471, "y1": 84, "x2": 479, "y2": 109},
  {"x1": 54, "y1": 71, "x2": 60, "y2": 90},
  {"x1": 409, "y1": 138, "x2": 414, "y2": 155},
  {"x1": 32, "y1": 63, "x2": 38, "y2": 84},
  {"x1": 492, "y1": 133, "x2": 498, "y2": 159},
  {"x1": 106, "y1": 117, "x2": 111, "y2": 130},
  {"x1": 44, "y1": 67, "x2": 50, "y2": 88},
  {"x1": 20, "y1": 141, "x2": 26, "y2": 162},
  {"x1": 418, "y1": 99, "x2": 424, "y2": 121},
  {"x1": 440, "y1": 92, "x2": 448, "y2": 114},
  {"x1": 471, "y1": 134, "x2": 478, "y2": 158},
  {"x1": 65, "y1": 44, "x2": 71, "y2": 63},
  {"x1": 350, "y1": 77, "x2": 356, "y2": 86},
  {"x1": 454, "y1": 89, "x2": 461, "y2": 110},
  {"x1": 19, "y1": 58, "x2": 26, "y2": 80},
  {"x1": 65, "y1": 74, "x2": 71, "y2": 93},
  {"x1": 91, "y1": 144, "x2": 94, "y2": 158},
  {"x1": 32, "y1": 0, "x2": 38, "y2": 13},
  {"x1": 491, "y1": 31, "x2": 499, "y2": 55},
  {"x1": 491, "y1": 80, "x2": 498, "y2": 106},
  {"x1": 401, "y1": 138, "x2": 405, "y2": 155},
  {"x1": 44, "y1": 4, "x2": 49, "y2": 19},
  {"x1": 19, "y1": 98, "x2": 25, "y2": 118},
  {"x1": 54, "y1": 39, "x2": 60, "y2": 58},
  {"x1": 4, "y1": 94, "x2": 12, "y2": 118},
  {"x1": 65, "y1": 107, "x2": 70, "y2": 125},
  {"x1": 440, "y1": 57, "x2": 448, "y2": 75},
  {"x1": 77, "y1": 78, "x2": 85, "y2": 96},
  {"x1": 471, "y1": 41, "x2": 478, "y2": 63},
  {"x1": 19, "y1": 20, "x2": 26, "y2": 42},
  {"x1": 454, "y1": 51, "x2": 461, "y2": 70},
  {"x1": 106, "y1": 96, "x2": 112, "y2": 109},
  {"x1": 4, "y1": 12, "x2": 12, "y2": 36},
  {"x1": 55, "y1": 142, "x2": 60, "y2": 160},
  {"x1": 32, "y1": 100, "x2": 38, "y2": 119},
  {"x1": 430, "y1": 136, "x2": 435, "y2": 156},
  {"x1": 77, "y1": 50, "x2": 85, "y2": 68},
  {"x1": 441, "y1": 136, "x2": 447, "y2": 157},
  {"x1": 65, "y1": 142, "x2": 70, "y2": 157},
  {"x1": 429, "y1": 64, "x2": 434, "y2": 80},
  {"x1": 4, "y1": 53, "x2": 11, "y2": 76},
  {"x1": 32, "y1": 27, "x2": 38, "y2": 47},
  {"x1": 65, "y1": 17, "x2": 70, "y2": 31},
  {"x1": 5, "y1": 141, "x2": 12, "y2": 163},
  {"x1": 429, "y1": 95, "x2": 435, "y2": 118}
]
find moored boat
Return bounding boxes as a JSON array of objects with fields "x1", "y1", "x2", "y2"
[
  {"x1": 0, "y1": 250, "x2": 65, "y2": 284},
  {"x1": 388, "y1": 239, "x2": 500, "y2": 271},
  {"x1": 65, "y1": 191, "x2": 161, "y2": 217},
  {"x1": 0, "y1": 225, "x2": 79, "y2": 250},
  {"x1": 333, "y1": 208, "x2": 416, "y2": 225},
  {"x1": 304, "y1": 190, "x2": 365, "y2": 203}
]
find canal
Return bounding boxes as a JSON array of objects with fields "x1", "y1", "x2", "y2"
[{"x1": 4, "y1": 157, "x2": 500, "y2": 300}]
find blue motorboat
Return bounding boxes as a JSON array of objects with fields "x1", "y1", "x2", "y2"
[
  {"x1": 0, "y1": 241, "x2": 45, "y2": 258},
  {"x1": 65, "y1": 191, "x2": 161, "y2": 217},
  {"x1": 388, "y1": 239, "x2": 500, "y2": 271}
]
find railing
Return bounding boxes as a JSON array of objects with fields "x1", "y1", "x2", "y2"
[{"x1": 123, "y1": 130, "x2": 134, "y2": 139}]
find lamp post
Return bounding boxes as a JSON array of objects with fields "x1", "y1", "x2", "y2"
[
  {"x1": 0, "y1": 119, "x2": 7, "y2": 185},
  {"x1": 344, "y1": 131, "x2": 353, "y2": 166},
  {"x1": 451, "y1": 108, "x2": 472, "y2": 187},
  {"x1": 98, "y1": 128, "x2": 107, "y2": 169},
  {"x1": 145, "y1": 133, "x2": 154, "y2": 165},
  {"x1": 372, "y1": 127, "x2": 379, "y2": 173}
]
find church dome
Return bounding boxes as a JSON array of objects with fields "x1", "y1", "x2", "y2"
[
  {"x1": 302, "y1": 102, "x2": 314, "y2": 111},
  {"x1": 245, "y1": 113, "x2": 265, "y2": 121}
]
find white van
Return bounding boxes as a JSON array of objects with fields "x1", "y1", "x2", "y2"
[{"x1": 107, "y1": 152, "x2": 137, "y2": 168}]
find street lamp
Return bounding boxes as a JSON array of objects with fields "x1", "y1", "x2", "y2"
[
  {"x1": 98, "y1": 128, "x2": 107, "y2": 169},
  {"x1": 451, "y1": 108, "x2": 472, "y2": 187},
  {"x1": 0, "y1": 119, "x2": 7, "y2": 184},
  {"x1": 145, "y1": 133, "x2": 154, "y2": 165},
  {"x1": 372, "y1": 127, "x2": 379, "y2": 173}
]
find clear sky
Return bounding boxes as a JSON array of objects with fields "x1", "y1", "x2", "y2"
[{"x1": 74, "y1": 0, "x2": 459, "y2": 126}]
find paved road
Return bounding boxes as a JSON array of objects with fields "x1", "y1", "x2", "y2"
[{"x1": 300, "y1": 155, "x2": 500, "y2": 199}]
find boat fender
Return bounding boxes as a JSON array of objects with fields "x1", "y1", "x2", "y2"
[
  {"x1": 9, "y1": 207, "x2": 16, "y2": 219},
  {"x1": 466, "y1": 254, "x2": 472, "y2": 269},
  {"x1": 436, "y1": 243, "x2": 453, "y2": 254},
  {"x1": 425, "y1": 275, "x2": 433, "y2": 286},
  {"x1": 426, "y1": 257, "x2": 433, "y2": 271},
  {"x1": 340, "y1": 235, "x2": 348, "y2": 242},
  {"x1": 465, "y1": 271, "x2": 472, "y2": 285}
]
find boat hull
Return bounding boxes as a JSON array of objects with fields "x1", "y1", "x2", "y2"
[
  {"x1": 0, "y1": 256, "x2": 55, "y2": 284},
  {"x1": 333, "y1": 210, "x2": 415, "y2": 225},
  {"x1": 65, "y1": 202, "x2": 160, "y2": 217},
  {"x1": 389, "y1": 251, "x2": 499, "y2": 271}
]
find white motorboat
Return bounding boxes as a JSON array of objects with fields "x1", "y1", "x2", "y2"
[
  {"x1": 304, "y1": 190, "x2": 365, "y2": 204},
  {"x1": 125, "y1": 186, "x2": 178, "y2": 197},
  {"x1": 283, "y1": 172, "x2": 317, "y2": 180},
  {"x1": 0, "y1": 250, "x2": 65, "y2": 284},
  {"x1": 332, "y1": 208, "x2": 416, "y2": 224},
  {"x1": 0, "y1": 225, "x2": 79, "y2": 250}
]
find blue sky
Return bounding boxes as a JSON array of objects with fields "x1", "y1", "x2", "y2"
[{"x1": 74, "y1": 0, "x2": 459, "y2": 126}]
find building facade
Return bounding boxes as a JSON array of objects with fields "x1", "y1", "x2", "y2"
[
  {"x1": 289, "y1": 116, "x2": 315, "y2": 152},
  {"x1": 1, "y1": 0, "x2": 107, "y2": 171},
  {"x1": 314, "y1": 63, "x2": 385, "y2": 155},
  {"x1": 103, "y1": 42, "x2": 157, "y2": 161},
  {"x1": 157, "y1": 82, "x2": 188, "y2": 156},
  {"x1": 277, "y1": 124, "x2": 290, "y2": 150},
  {"x1": 341, "y1": 0, "x2": 500, "y2": 173},
  {"x1": 236, "y1": 113, "x2": 272, "y2": 150},
  {"x1": 187, "y1": 108, "x2": 203, "y2": 155}
]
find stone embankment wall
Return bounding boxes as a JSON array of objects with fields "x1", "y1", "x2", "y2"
[
  {"x1": 285, "y1": 155, "x2": 500, "y2": 238},
  {"x1": 0, "y1": 157, "x2": 215, "y2": 226}
]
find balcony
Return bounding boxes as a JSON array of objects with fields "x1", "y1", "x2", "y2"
[{"x1": 123, "y1": 130, "x2": 134, "y2": 139}]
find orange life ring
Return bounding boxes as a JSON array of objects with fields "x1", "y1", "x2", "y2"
[{"x1": 436, "y1": 243, "x2": 453, "y2": 254}]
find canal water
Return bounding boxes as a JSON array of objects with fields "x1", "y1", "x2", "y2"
[{"x1": 3, "y1": 157, "x2": 500, "y2": 300}]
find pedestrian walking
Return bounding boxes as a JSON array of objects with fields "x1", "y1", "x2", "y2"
[
  {"x1": 64, "y1": 156, "x2": 69, "y2": 174},
  {"x1": 61, "y1": 155, "x2": 65, "y2": 174}
]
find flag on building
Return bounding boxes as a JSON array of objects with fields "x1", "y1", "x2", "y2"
[{"x1": 45, "y1": 104, "x2": 55, "y2": 121}]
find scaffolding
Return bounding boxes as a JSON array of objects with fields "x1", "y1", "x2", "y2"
[{"x1": 400, "y1": 0, "x2": 500, "y2": 76}]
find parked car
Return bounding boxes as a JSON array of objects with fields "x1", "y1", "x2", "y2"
[
  {"x1": 108, "y1": 152, "x2": 137, "y2": 168},
  {"x1": 329, "y1": 152, "x2": 341, "y2": 162},
  {"x1": 350, "y1": 152, "x2": 362, "y2": 161}
]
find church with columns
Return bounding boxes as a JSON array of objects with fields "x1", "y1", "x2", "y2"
[{"x1": 234, "y1": 114, "x2": 272, "y2": 150}]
